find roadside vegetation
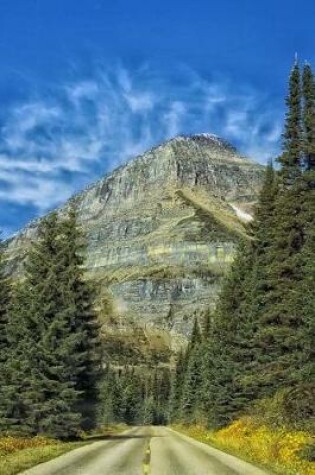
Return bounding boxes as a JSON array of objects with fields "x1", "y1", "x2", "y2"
[
  {"x1": 168, "y1": 60, "x2": 315, "y2": 475},
  {"x1": 0, "y1": 435, "x2": 85, "y2": 475},
  {"x1": 0, "y1": 425, "x2": 127, "y2": 475},
  {"x1": 174, "y1": 421, "x2": 314, "y2": 475}
]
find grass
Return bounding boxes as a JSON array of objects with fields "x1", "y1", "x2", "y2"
[
  {"x1": 0, "y1": 425, "x2": 127, "y2": 475},
  {"x1": 175, "y1": 187, "x2": 248, "y2": 240},
  {"x1": 0, "y1": 439, "x2": 86, "y2": 475},
  {"x1": 0, "y1": 435, "x2": 86, "y2": 475},
  {"x1": 173, "y1": 419, "x2": 315, "y2": 475}
]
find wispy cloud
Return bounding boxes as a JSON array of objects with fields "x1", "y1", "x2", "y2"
[{"x1": 0, "y1": 63, "x2": 283, "y2": 235}]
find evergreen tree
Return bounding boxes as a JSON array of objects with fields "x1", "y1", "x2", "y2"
[
  {"x1": 23, "y1": 212, "x2": 85, "y2": 437},
  {"x1": 2, "y1": 213, "x2": 64, "y2": 434},
  {"x1": 0, "y1": 239, "x2": 11, "y2": 431},
  {"x1": 244, "y1": 64, "x2": 313, "y2": 405},
  {"x1": 111, "y1": 370, "x2": 126, "y2": 422},
  {"x1": 120, "y1": 367, "x2": 143, "y2": 424},
  {"x1": 177, "y1": 317, "x2": 203, "y2": 423},
  {"x1": 3, "y1": 207, "x2": 102, "y2": 437},
  {"x1": 169, "y1": 350, "x2": 189, "y2": 422},
  {"x1": 302, "y1": 63, "x2": 315, "y2": 171},
  {"x1": 98, "y1": 366, "x2": 117, "y2": 425},
  {"x1": 169, "y1": 319, "x2": 201, "y2": 423},
  {"x1": 1, "y1": 283, "x2": 35, "y2": 434},
  {"x1": 0, "y1": 240, "x2": 10, "y2": 365},
  {"x1": 202, "y1": 240, "x2": 257, "y2": 427},
  {"x1": 156, "y1": 368, "x2": 171, "y2": 424},
  {"x1": 143, "y1": 395, "x2": 155, "y2": 425},
  {"x1": 202, "y1": 311, "x2": 212, "y2": 340},
  {"x1": 189, "y1": 317, "x2": 201, "y2": 348},
  {"x1": 237, "y1": 162, "x2": 279, "y2": 400},
  {"x1": 198, "y1": 164, "x2": 279, "y2": 426},
  {"x1": 279, "y1": 60, "x2": 303, "y2": 185},
  {"x1": 168, "y1": 61, "x2": 315, "y2": 431},
  {"x1": 298, "y1": 62, "x2": 315, "y2": 408},
  {"x1": 57, "y1": 205, "x2": 102, "y2": 431},
  {"x1": 253, "y1": 85, "x2": 305, "y2": 396},
  {"x1": 180, "y1": 343, "x2": 204, "y2": 424},
  {"x1": 300, "y1": 172, "x2": 315, "y2": 378}
]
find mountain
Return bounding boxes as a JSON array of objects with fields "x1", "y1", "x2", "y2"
[{"x1": 5, "y1": 134, "x2": 264, "y2": 365}]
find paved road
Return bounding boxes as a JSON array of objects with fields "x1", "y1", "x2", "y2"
[{"x1": 20, "y1": 426, "x2": 270, "y2": 475}]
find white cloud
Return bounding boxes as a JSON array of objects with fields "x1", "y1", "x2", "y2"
[
  {"x1": 0, "y1": 63, "x2": 283, "y2": 223},
  {"x1": 67, "y1": 81, "x2": 99, "y2": 105},
  {"x1": 164, "y1": 101, "x2": 186, "y2": 139}
]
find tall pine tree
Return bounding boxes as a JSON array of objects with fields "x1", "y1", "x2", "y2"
[
  {"x1": 3, "y1": 207, "x2": 102, "y2": 437},
  {"x1": 302, "y1": 63, "x2": 315, "y2": 171},
  {"x1": 254, "y1": 60, "x2": 306, "y2": 395},
  {"x1": 279, "y1": 60, "x2": 303, "y2": 185},
  {"x1": 57, "y1": 204, "x2": 102, "y2": 432}
]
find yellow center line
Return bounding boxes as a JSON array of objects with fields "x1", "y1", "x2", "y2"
[{"x1": 143, "y1": 438, "x2": 151, "y2": 475}]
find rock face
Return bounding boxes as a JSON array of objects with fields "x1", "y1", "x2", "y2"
[{"x1": 6, "y1": 134, "x2": 264, "y2": 364}]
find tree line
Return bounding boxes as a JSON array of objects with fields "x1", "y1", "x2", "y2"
[
  {"x1": 98, "y1": 365, "x2": 171, "y2": 426},
  {"x1": 168, "y1": 60, "x2": 314, "y2": 430}
]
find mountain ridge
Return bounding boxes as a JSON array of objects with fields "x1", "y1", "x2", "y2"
[
  {"x1": 5, "y1": 134, "x2": 265, "y2": 365},
  {"x1": 5, "y1": 134, "x2": 255, "y2": 240}
]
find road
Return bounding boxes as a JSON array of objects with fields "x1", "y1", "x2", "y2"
[{"x1": 20, "y1": 426, "x2": 270, "y2": 475}]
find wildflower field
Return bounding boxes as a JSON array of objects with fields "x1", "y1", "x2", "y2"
[{"x1": 174, "y1": 418, "x2": 315, "y2": 475}]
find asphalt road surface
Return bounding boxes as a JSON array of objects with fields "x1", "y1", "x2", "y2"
[{"x1": 20, "y1": 426, "x2": 270, "y2": 475}]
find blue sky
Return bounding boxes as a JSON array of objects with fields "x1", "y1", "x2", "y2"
[{"x1": 0, "y1": 0, "x2": 314, "y2": 236}]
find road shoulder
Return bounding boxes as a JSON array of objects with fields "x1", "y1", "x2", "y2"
[{"x1": 168, "y1": 427, "x2": 271, "y2": 475}]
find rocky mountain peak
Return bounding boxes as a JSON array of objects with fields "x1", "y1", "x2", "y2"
[
  {"x1": 172, "y1": 133, "x2": 238, "y2": 152},
  {"x1": 6, "y1": 134, "x2": 265, "y2": 364}
]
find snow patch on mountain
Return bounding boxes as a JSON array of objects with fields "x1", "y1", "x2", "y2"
[{"x1": 231, "y1": 204, "x2": 253, "y2": 222}]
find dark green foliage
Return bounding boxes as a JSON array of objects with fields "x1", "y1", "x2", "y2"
[
  {"x1": 279, "y1": 61, "x2": 303, "y2": 184},
  {"x1": 202, "y1": 241, "x2": 257, "y2": 427},
  {"x1": 1, "y1": 214, "x2": 69, "y2": 435},
  {"x1": 169, "y1": 350, "x2": 189, "y2": 422},
  {"x1": 98, "y1": 365, "x2": 171, "y2": 426},
  {"x1": 249, "y1": 73, "x2": 311, "y2": 394},
  {"x1": 98, "y1": 366, "x2": 117, "y2": 425},
  {"x1": 143, "y1": 396, "x2": 155, "y2": 425},
  {"x1": 168, "y1": 61, "x2": 315, "y2": 432},
  {"x1": 121, "y1": 367, "x2": 144, "y2": 424},
  {"x1": 57, "y1": 206, "x2": 102, "y2": 431},
  {"x1": 0, "y1": 240, "x2": 11, "y2": 431},
  {"x1": 180, "y1": 343, "x2": 204, "y2": 424},
  {"x1": 169, "y1": 320, "x2": 202, "y2": 423},
  {"x1": 0, "y1": 241, "x2": 10, "y2": 357},
  {"x1": 302, "y1": 63, "x2": 315, "y2": 171},
  {"x1": 170, "y1": 318, "x2": 206, "y2": 424},
  {"x1": 0, "y1": 288, "x2": 31, "y2": 434},
  {"x1": 296, "y1": 170, "x2": 315, "y2": 387},
  {"x1": 25, "y1": 212, "x2": 84, "y2": 437},
  {"x1": 299, "y1": 441, "x2": 315, "y2": 462},
  {"x1": 189, "y1": 317, "x2": 201, "y2": 348},
  {"x1": 152, "y1": 368, "x2": 171, "y2": 424},
  {"x1": 1, "y1": 207, "x2": 102, "y2": 438}
]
